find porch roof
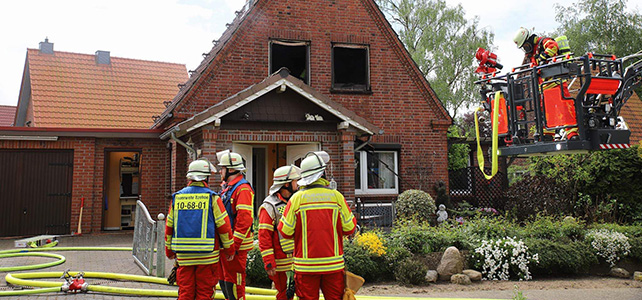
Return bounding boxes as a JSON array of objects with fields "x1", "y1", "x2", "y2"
[{"x1": 161, "y1": 68, "x2": 382, "y2": 139}]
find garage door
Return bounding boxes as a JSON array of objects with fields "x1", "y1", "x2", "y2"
[{"x1": 0, "y1": 150, "x2": 73, "y2": 236}]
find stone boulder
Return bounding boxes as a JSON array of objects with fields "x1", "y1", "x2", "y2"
[
  {"x1": 425, "y1": 270, "x2": 438, "y2": 283},
  {"x1": 462, "y1": 269, "x2": 482, "y2": 281},
  {"x1": 450, "y1": 274, "x2": 472, "y2": 285},
  {"x1": 633, "y1": 271, "x2": 642, "y2": 282},
  {"x1": 437, "y1": 246, "x2": 464, "y2": 281},
  {"x1": 610, "y1": 267, "x2": 630, "y2": 278}
]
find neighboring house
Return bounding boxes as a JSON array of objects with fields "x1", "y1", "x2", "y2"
[
  {"x1": 0, "y1": 39, "x2": 187, "y2": 236},
  {"x1": 0, "y1": 0, "x2": 452, "y2": 236},
  {"x1": 620, "y1": 93, "x2": 642, "y2": 144},
  {"x1": 153, "y1": 0, "x2": 451, "y2": 212},
  {"x1": 0, "y1": 105, "x2": 16, "y2": 126}
]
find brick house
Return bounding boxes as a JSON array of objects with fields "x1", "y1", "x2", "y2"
[
  {"x1": 0, "y1": 39, "x2": 187, "y2": 236},
  {"x1": 1, "y1": 0, "x2": 451, "y2": 236},
  {"x1": 153, "y1": 0, "x2": 451, "y2": 213}
]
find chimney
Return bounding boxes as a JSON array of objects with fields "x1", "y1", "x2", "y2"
[
  {"x1": 95, "y1": 50, "x2": 111, "y2": 65},
  {"x1": 39, "y1": 38, "x2": 54, "y2": 54}
]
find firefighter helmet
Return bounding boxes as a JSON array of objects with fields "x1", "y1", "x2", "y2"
[
  {"x1": 187, "y1": 158, "x2": 215, "y2": 177},
  {"x1": 269, "y1": 165, "x2": 302, "y2": 195},
  {"x1": 298, "y1": 151, "x2": 330, "y2": 186},
  {"x1": 217, "y1": 151, "x2": 245, "y2": 170},
  {"x1": 513, "y1": 27, "x2": 531, "y2": 48}
]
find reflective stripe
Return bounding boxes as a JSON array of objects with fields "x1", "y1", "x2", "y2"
[
  {"x1": 258, "y1": 223, "x2": 273, "y2": 231},
  {"x1": 333, "y1": 208, "x2": 339, "y2": 256},
  {"x1": 294, "y1": 263, "x2": 345, "y2": 273},
  {"x1": 236, "y1": 204, "x2": 253, "y2": 211},
  {"x1": 171, "y1": 191, "x2": 216, "y2": 253},
  {"x1": 280, "y1": 239, "x2": 294, "y2": 253},
  {"x1": 234, "y1": 231, "x2": 247, "y2": 239},
  {"x1": 301, "y1": 211, "x2": 308, "y2": 258},
  {"x1": 215, "y1": 211, "x2": 229, "y2": 223},
  {"x1": 294, "y1": 255, "x2": 344, "y2": 264},
  {"x1": 261, "y1": 248, "x2": 274, "y2": 257}
]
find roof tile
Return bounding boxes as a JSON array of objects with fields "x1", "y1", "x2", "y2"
[
  {"x1": 0, "y1": 105, "x2": 16, "y2": 126},
  {"x1": 26, "y1": 49, "x2": 187, "y2": 128}
]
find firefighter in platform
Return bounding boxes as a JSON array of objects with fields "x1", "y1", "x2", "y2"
[
  {"x1": 513, "y1": 27, "x2": 579, "y2": 140},
  {"x1": 278, "y1": 151, "x2": 357, "y2": 300},
  {"x1": 165, "y1": 158, "x2": 234, "y2": 300},
  {"x1": 513, "y1": 27, "x2": 559, "y2": 66},
  {"x1": 258, "y1": 165, "x2": 301, "y2": 300},
  {"x1": 217, "y1": 150, "x2": 255, "y2": 300}
]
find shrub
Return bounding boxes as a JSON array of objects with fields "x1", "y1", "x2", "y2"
[
  {"x1": 396, "y1": 189, "x2": 436, "y2": 222},
  {"x1": 354, "y1": 231, "x2": 386, "y2": 257},
  {"x1": 344, "y1": 238, "x2": 383, "y2": 282},
  {"x1": 526, "y1": 239, "x2": 597, "y2": 275},
  {"x1": 246, "y1": 246, "x2": 271, "y2": 287},
  {"x1": 502, "y1": 174, "x2": 573, "y2": 220},
  {"x1": 629, "y1": 236, "x2": 642, "y2": 261},
  {"x1": 382, "y1": 245, "x2": 412, "y2": 281},
  {"x1": 586, "y1": 229, "x2": 631, "y2": 267},
  {"x1": 472, "y1": 237, "x2": 539, "y2": 280},
  {"x1": 394, "y1": 256, "x2": 428, "y2": 285},
  {"x1": 461, "y1": 216, "x2": 522, "y2": 241},
  {"x1": 522, "y1": 215, "x2": 585, "y2": 242},
  {"x1": 389, "y1": 220, "x2": 431, "y2": 255}
]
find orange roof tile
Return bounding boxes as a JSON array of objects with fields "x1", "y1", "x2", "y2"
[
  {"x1": 26, "y1": 49, "x2": 187, "y2": 129},
  {"x1": 0, "y1": 105, "x2": 16, "y2": 126},
  {"x1": 620, "y1": 92, "x2": 642, "y2": 144}
]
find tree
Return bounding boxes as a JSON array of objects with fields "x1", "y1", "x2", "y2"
[
  {"x1": 554, "y1": 0, "x2": 642, "y2": 58},
  {"x1": 554, "y1": 0, "x2": 642, "y2": 97},
  {"x1": 376, "y1": 0, "x2": 494, "y2": 118}
]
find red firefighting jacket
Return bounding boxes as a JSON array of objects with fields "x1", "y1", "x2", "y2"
[{"x1": 277, "y1": 178, "x2": 357, "y2": 274}]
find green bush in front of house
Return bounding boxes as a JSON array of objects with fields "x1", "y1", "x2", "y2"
[{"x1": 395, "y1": 189, "x2": 436, "y2": 222}]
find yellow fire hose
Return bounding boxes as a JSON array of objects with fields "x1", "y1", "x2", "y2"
[
  {"x1": 0, "y1": 247, "x2": 501, "y2": 299},
  {"x1": 474, "y1": 91, "x2": 501, "y2": 180}
]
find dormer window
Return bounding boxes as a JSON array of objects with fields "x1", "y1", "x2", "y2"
[
  {"x1": 269, "y1": 40, "x2": 309, "y2": 84},
  {"x1": 332, "y1": 44, "x2": 370, "y2": 92}
]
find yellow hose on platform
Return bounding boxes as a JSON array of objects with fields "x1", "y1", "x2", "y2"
[{"x1": 474, "y1": 91, "x2": 501, "y2": 179}]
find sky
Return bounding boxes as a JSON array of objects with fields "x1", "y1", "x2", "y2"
[{"x1": 0, "y1": 0, "x2": 641, "y2": 107}]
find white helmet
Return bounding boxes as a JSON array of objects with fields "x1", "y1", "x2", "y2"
[
  {"x1": 269, "y1": 165, "x2": 301, "y2": 195},
  {"x1": 297, "y1": 151, "x2": 330, "y2": 186},
  {"x1": 187, "y1": 158, "x2": 215, "y2": 181},
  {"x1": 513, "y1": 27, "x2": 531, "y2": 48},
  {"x1": 217, "y1": 151, "x2": 245, "y2": 171}
]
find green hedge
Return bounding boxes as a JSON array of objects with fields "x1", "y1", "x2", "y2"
[{"x1": 525, "y1": 239, "x2": 598, "y2": 275}]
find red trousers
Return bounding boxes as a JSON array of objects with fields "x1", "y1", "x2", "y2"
[
  {"x1": 176, "y1": 264, "x2": 219, "y2": 300},
  {"x1": 219, "y1": 250, "x2": 248, "y2": 300},
  {"x1": 295, "y1": 271, "x2": 344, "y2": 300},
  {"x1": 269, "y1": 271, "x2": 291, "y2": 300}
]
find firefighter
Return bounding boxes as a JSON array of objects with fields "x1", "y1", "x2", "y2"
[
  {"x1": 513, "y1": 27, "x2": 579, "y2": 140},
  {"x1": 217, "y1": 150, "x2": 255, "y2": 300},
  {"x1": 513, "y1": 27, "x2": 559, "y2": 66},
  {"x1": 278, "y1": 151, "x2": 357, "y2": 300},
  {"x1": 258, "y1": 165, "x2": 301, "y2": 300},
  {"x1": 165, "y1": 158, "x2": 234, "y2": 300}
]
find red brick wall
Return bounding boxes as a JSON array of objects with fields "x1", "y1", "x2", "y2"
[
  {"x1": 0, "y1": 137, "x2": 170, "y2": 233},
  {"x1": 168, "y1": 0, "x2": 450, "y2": 200}
]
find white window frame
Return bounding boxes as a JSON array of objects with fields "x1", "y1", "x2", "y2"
[{"x1": 354, "y1": 150, "x2": 399, "y2": 195}]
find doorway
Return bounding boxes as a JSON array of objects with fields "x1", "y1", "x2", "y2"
[
  {"x1": 232, "y1": 142, "x2": 319, "y2": 213},
  {"x1": 104, "y1": 151, "x2": 141, "y2": 230}
]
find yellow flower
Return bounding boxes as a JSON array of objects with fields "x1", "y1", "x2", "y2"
[{"x1": 355, "y1": 232, "x2": 386, "y2": 256}]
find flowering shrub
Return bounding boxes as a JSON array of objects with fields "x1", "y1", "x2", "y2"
[
  {"x1": 354, "y1": 231, "x2": 386, "y2": 256},
  {"x1": 473, "y1": 237, "x2": 539, "y2": 281},
  {"x1": 586, "y1": 229, "x2": 631, "y2": 267}
]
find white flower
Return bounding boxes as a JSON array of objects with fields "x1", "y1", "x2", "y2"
[{"x1": 586, "y1": 229, "x2": 631, "y2": 267}]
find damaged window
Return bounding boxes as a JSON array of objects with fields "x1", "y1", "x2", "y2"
[
  {"x1": 332, "y1": 44, "x2": 369, "y2": 91},
  {"x1": 355, "y1": 150, "x2": 398, "y2": 195},
  {"x1": 270, "y1": 40, "x2": 309, "y2": 84}
]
